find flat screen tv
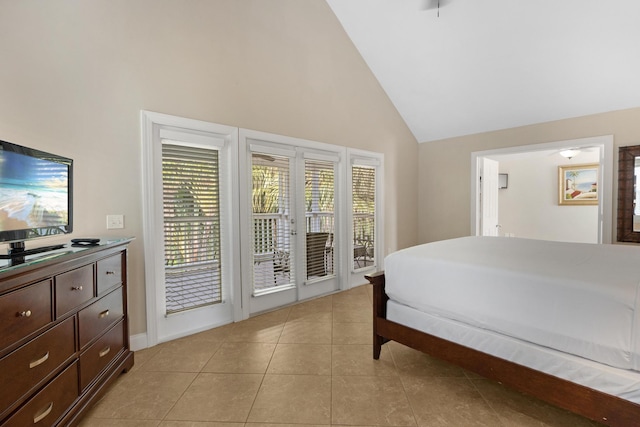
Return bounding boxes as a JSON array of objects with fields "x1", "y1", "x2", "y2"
[{"x1": 0, "y1": 139, "x2": 73, "y2": 258}]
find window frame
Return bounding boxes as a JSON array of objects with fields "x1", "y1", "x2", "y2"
[
  {"x1": 347, "y1": 149, "x2": 384, "y2": 286},
  {"x1": 141, "y1": 111, "x2": 240, "y2": 346}
]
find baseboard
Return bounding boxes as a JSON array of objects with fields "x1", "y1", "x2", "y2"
[{"x1": 129, "y1": 332, "x2": 148, "y2": 351}]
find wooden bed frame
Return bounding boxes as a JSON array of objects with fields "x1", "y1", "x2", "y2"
[{"x1": 366, "y1": 271, "x2": 640, "y2": 427}]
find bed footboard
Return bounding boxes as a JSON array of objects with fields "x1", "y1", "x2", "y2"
[{"x1": 364, "y1": 271, "x2": 640, "y2": 427}]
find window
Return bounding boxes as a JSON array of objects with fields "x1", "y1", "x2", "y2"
[
  {"x1": 352, "y1": 164, "x2": 376, "y2": 270},
  {"x1": 162, "y1": 142, "x2": 222, "y2": 314},
  {"x1": 305, "y1": 159, "x2": 336, "y2": 279},
  {"x1": 141, "y1": 111, "x2": 237, "y2": 346},
  {"x1": 251, "y1": 152, "x2": 293, "y2": 294}
]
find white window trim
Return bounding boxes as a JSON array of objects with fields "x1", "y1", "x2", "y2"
[
  {"x1": 348, "y1": 148, "x2": 385, "y2": 284},
  {"x1": 140, "y1": 112, "x2": 385, "y2": 343},
  {"x1": 140, "y1": 111, "x2": 241, "y2": 346}
]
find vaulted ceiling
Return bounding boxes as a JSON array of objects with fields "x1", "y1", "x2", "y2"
[{"x1": 327, "y1": 0, "x2": 640, "y2": 143}]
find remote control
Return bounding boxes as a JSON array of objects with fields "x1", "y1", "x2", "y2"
[{"x1": 71, "y1": 238, "x2": 100, "y2": 244}]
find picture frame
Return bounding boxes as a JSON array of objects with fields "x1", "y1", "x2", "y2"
[{"x1": 558, "y1": 163, "x2": 599, "y2": 206}]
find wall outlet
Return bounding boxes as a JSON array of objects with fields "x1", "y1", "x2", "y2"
[{"x1": 107, "y1": 214, "x2": 124, "y2": 229}]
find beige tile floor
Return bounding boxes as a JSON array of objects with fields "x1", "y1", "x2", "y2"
[{"x1": 80, "y1": 285, "x2": 602, "y2": 427}]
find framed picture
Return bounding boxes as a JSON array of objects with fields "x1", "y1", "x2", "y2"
[{"x1": 558, "y1": 163, "x2": 599, "y2": 205}]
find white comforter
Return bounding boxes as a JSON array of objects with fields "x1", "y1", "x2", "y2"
[{"x1": 384, "y1": 237, "x2": 640, "y2": 370}]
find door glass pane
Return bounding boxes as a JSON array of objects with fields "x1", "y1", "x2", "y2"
[
  {"x1": 252, "y1": 153, "x2": 293, "y2": 294},
  {"x1": 352, "y1": 165, "x2": 375, "y2": 270},
  {"x1": 305, "y1": 159, "x2": 335, "y2": 279},
  {"x1": 162, "y1": 142, "x2": 222, "y2": 314}
]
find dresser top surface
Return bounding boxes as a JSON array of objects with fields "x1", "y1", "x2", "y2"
[{"x1": 0, "y1": 237, "x2": 134, "y2": 277}]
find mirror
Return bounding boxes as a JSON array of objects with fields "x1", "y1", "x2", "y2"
[{"x1": 617, "y1": 145, "x2": 640, "y2": 242}]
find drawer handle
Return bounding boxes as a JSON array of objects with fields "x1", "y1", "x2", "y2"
[
  {"x1": 99, "y1": 346, "x2": 111, "y2": 358},
  {"x1": 33, "y1": 402, "x2": 53, "y2": 424},
  {"x1": 71, "y1": 285, "x2": 83, "y2": 291},
  {"x1": 105, "y1": 271, "x2": 116, "y2": 275},
  {"x1": 29, "y1": 351, "x2": 50, "y2": 369},
  {"x1": 18, "y1": 310, "x2": 32, "y2": 317},
  {"x1": 99, "y1": 309, "x2": 110, "y2": 319}
]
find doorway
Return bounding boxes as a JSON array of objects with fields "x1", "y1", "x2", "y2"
[
  {"x1": 239, "y1": 132, "x2": 342, "y2": 316},
  {"x1": 471, "y1": 136, "x2": 613, "y2": 244}
]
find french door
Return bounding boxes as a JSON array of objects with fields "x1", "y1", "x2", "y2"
[{"x1": 240, "y1": 134, "x2": 340, "y2": 315}]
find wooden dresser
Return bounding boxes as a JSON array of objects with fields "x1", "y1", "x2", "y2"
[{"x1": 0, "y1": 238, "x2": 134, "y2": 426}]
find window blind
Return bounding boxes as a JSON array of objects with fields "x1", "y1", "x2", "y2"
[
  {"x1": 251, "y1": 152, "x2": 293, "y2": 293},
  {"x1": 162, "y1": 141, "x2": 222, "y2": 314},
  {"x1": 305, "y1": 159, "x2": 335, "y2": 279},
  {"x1": 352, "y1": 165, "x2": 376, "y2": 270}
]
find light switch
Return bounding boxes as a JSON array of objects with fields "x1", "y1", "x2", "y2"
[{"x1": 106, "y1": 214, "x2": 124, "y2": 229}]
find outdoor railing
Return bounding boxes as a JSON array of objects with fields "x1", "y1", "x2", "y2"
[{"x1": 253, "y1": 211, "x2": 373, "y2": 265}]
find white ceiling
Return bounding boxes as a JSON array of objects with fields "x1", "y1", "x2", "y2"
[{"x1": 326, "y1": 0, "x2": 640, "y2": 143}]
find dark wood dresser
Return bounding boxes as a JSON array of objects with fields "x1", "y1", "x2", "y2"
[{"x1": 0, "y1": 238, "x2": 134, "y2": 426}]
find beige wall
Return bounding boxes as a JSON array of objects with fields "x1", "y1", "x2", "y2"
[
  {"x1": 498, "y1": 151, "x2": 600, "y2": 243},
  {"x1": 0, "y1": 0, "x2": 419, "y2": 336},
  {"x1": 419, "y1": 107, "x2": 640, "y2": 243}
]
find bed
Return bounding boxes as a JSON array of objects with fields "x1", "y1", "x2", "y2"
[{"x1": 366, "y1": 236, "x2": 640, "y2": 426}]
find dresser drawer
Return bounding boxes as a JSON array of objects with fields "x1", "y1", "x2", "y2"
[
  {"x1": 97, "y1": 253, "x2": 123, "y2": 295},
  {"x1": 2, "y1": 361, "x2": 78, "y2": 427},
  {"x1": 0, "y1": 280, "x2": 52, "y2": 353},
  {"x1": 78, "y1": 287, "x2": 123, "y2": 349},
  {"x1": 79, "y1": 321, "x2": 125, "y2": 391},
  {"x1": 0, "y1": 316, "x2": 75, "y2": 419},
  {"x1": 55, "y1": 264, "x2": 94, "y2": 318}
]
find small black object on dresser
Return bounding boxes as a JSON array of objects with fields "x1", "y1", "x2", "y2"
[{"x1": 71, "y1": 238, "x2": 101, "y2": 248}]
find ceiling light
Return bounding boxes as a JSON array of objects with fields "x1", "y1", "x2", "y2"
[{"x1": 560, "y1": 149, "x2": 580, "y2": 159}]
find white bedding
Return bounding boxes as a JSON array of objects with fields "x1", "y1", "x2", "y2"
[
  {"x1": 387, "y1": 300, "x2": 640, "y2": 403},
  {"x1": 384, "y1": 237, "x2": 640, "y2": 371}
]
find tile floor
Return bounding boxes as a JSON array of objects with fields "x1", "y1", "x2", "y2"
[{"x1": 80, "y1": 285, "x2": 602, "y2": 426}]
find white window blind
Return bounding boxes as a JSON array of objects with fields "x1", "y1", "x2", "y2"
[
  {"x1": 352, "y1": 165, "x2": 376, "y2": 270},
  {"x1": 162, "y1": 141, "x2": 222, "y2": 314},
  {"x1": 305, "y1": 159, "x2": 335, "y2": 279},
  {"x1": 251, "y1": 152, "x2": 293, "y2": 293}
]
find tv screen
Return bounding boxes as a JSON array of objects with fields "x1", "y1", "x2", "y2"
[{"x1": 0, "y1": 140, "x2": 73, "y2": 246}]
